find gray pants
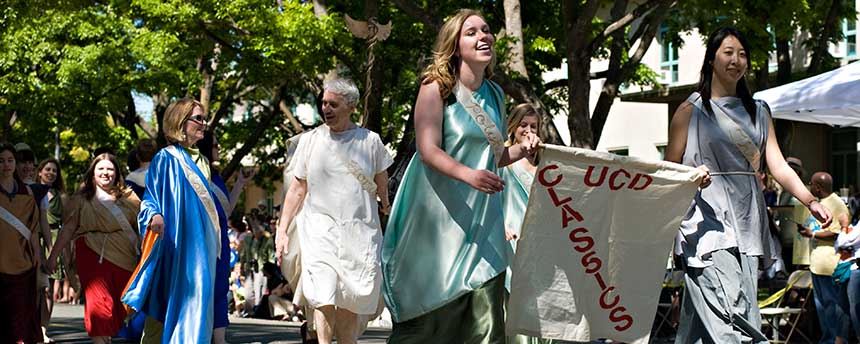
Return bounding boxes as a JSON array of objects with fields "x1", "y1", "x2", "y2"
[
  {"x1": 244, "y1": 271, "x2": 266, "y2": 315},
  {"x1": 675, "y1": 249, "x2": 768, "y2": 344}
]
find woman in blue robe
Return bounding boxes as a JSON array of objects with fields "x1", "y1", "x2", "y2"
[
  {"x1": 122, "y1": 98, "x2": 229, "y2": 343},
  {"x1": 381, "y1": 9, "x2": 540, "y2": 343}
]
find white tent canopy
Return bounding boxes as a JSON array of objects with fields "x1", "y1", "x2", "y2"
[{"x1": 754, "y1": 61, "x2": 860, "y2": 127}]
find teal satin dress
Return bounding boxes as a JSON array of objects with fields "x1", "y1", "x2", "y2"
[
  {"x1": 382, "y1": 80, "x2": 513, "y2": 326},
  {"x1": 502, "y1": 162, "x2": 555, "y2": 344}
]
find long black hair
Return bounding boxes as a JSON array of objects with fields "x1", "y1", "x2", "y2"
[{"x1": 697, "y1": 27, "x2": 757, "y2": 123}]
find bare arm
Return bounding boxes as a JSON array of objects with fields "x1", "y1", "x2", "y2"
[
  {"x1": 229, "y1": 170, "x2": 254, "y2": 212},
  {"x1": 664, "y1": 102, "x2": 692, "y2": 164},
  {"x1": 275, "y1": 177, "x2": 307, "y2": 257},
  {"x1": 47, "y1": 206, "x2": 79, "y2": 273},
  {"x1": 665, "y1": 102, "x2": 710, "y2": 187},
  {"x1": 415, "y1": 81, "x2": 505, "y2": 194},
  {"x1": 374, "y1": 171, "x2": 390, "y2": 215},
  {"x1": 498, "y1": 134, "x2": 540, "y2": 168},
  {"x1": 764, "y1": 116, "x2": 832, "y2": 227}
]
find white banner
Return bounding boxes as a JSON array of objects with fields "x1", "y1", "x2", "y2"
[{"x1": 507, "y1": 145, "x2": 702, "y2": 344}]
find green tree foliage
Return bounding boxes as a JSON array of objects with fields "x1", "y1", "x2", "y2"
[{"x1": 1, "y1": 0, "x2": 337, "y2": 187}]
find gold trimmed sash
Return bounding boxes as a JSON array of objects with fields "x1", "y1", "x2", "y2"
[
  {"x1": 164, "y1": 145, "x2": 222, "y2": 258},
  {"x1": 454, "y1": 81, "x2": 506, "y2": 166},
  {"x1": 96, "y1": 198, "x2": 140, "y2": 256},
  {"x1": 687, "y1": 92, "x2": 761, "y2": 173},
  {"x1": 317, "y1": 126, "x2": 378, "y2": 196}
]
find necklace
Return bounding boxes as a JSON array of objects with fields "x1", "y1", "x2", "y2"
[{"x1": 0, "y1": 180, "x2": 18, "y2": 200}]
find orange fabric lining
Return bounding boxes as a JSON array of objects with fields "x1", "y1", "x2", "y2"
[{"x1": 122, "y1": 230, "x2": 160, "y2": 314}]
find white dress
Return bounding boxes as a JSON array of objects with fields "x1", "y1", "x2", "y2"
[{"x1": 291, "y1": 125, "x2": 393, "y2": 314}]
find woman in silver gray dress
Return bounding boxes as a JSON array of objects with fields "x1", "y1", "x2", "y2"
[{"x1": 664, "y1": 27, "x2": 832, "y2": 344}]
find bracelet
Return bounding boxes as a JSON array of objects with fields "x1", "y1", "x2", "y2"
[{"x1": 806, "y1": 199, "x2": 819, "y2": 207}]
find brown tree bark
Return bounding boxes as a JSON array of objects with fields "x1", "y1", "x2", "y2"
[
  {"x1": 776, "y1": 37, "x2": 792, "y2": 85},
  {"x1": 563, "y1": 0, "x2": 600, "y2": 148},
  {"x1": 807, "y1": 0, "x2": 842, "y2": 75},
  {"x1": 221, "y1": 85, "x2": 286, "y2": 180},
  {"x1": 312, "y1": 0, "x2": 327, "y2": 17},
  {"x1": 503, "y1": 0, "x2": 528, "y2": 79}
]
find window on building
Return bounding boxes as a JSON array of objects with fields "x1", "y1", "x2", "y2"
[
  {"x1": 659, "y1": 25, "x2": 679, "y2": 84},
  {"x1": 832, "y1": 128, "x2": 858, "y2": 192},
  {"x1": 610, "y1": 148, "x2": 629, "y2": 156},
  {"x1": 846, "y1": 19, "x2": 857, "y2": 58},
  {"x1": 656, "y1": 144, "x2": 667, "y2": 160}
]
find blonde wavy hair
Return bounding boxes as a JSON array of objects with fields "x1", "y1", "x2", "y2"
[
  {"x1": 422, "y1": 9, "x2": 496, "y2": 99},
  {"x1": 163, "y1": 98, "x2": 204, "y2": 144}
]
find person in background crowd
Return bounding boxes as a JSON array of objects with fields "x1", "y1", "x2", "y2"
[
  {"x1": 240, "y1": 216, "x2": 275, "y2": 318},
  {"x1": 797, "y1": 171, "x2": 851, "y2": 343},
  {"x1": 16, "y1": 142, "x2": 55, "y2": 343},
  {"x1": 37, "y1": 157, "x2": 78, "y2": 310},
  {"x1": 260, "y1": 262, "x2": 299, "y2": 321},
  {"x1": 0, "y1": 142, "x2": 43, "y2": 343},
  {"x1": 501, "y1": 103, "x2": 554, "y2": 344},
  {"x1": 48, "y1": 153, "x2": 141, "y2": 344},
  {"x1": 196, "y1": 129, "x2": 255, "y2": 342},
  {"x1": 126, "y1": 139, "x2": 158, "y2": 199},
  {"x1": 36, "y1": 158, "x2": 68, "y2": 343},
  {"x1": 381, "y1": 9, "x2": 539, "y2": 343},
  {"x1": 122, "y1": 98, "x2": 229, "y2": 343},
  {"x1": 664, "y1": 27, "x2": 831, "y2": 343}
]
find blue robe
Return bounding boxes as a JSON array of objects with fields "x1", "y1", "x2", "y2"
[{"x1": 122, "y1": 145, "x2": 228, "y2": 343}]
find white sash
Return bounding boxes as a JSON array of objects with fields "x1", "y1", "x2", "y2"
[
  {"x1": 454, "y1": 81, "x2": 506, "y2": 166},
  {"x1": 688, "y1": 92, "x2": 761, "y2": 173},
  {"x1": 317, "y1": 126, "x2": 378, "y2": 196},
  {"x1": 0, "y1": 204, "x2": 32, "y2": 239},
  {"x1": 210, "y1": 182, "x2": 231, "y2": 214},
  {"x1": 164, "y1": 145, "x2": 222, "y2": 257},
  {"x1": 97, "y1": 197, "x2": 140, "y2": 256}
]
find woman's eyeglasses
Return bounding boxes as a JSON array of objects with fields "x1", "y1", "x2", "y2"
[{"x1": 187, "y1": 114, "x2": 208, "y2": 126}]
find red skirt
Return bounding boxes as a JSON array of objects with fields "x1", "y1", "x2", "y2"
[
  {"x1": 76, "y1": 237, "x2": 133, "y2": 337},
  {"x1": 0, "y1": 267, "x2": 40, "y2": 343}
]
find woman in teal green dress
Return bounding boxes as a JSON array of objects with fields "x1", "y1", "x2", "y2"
[
  {"x1": 381, "y1": 9, "x2": 540, "y2": 343},
  {"x1": 501, "y1": 104, "x2": 553, "y2": 344}
]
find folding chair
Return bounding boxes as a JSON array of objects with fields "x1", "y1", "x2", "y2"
[
  {"x1": 652, "y1": 270, "x2": 684, "y2": 339},
  {"x1": 759, "y1": 269, "x2": 813, "y2": 343}
]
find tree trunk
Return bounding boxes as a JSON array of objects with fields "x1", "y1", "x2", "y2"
[
  {"x1": 776, "y1": 37, "x2": 792, "y2": 85},
  {"x1": 807, "y1": 0, "x2": 842, "y2": 75},
  {"x1": 564, "y1": 0, "x2": 600, "y2": 148},
  {"x1": 590, "y1": 0, "x2": 627, "y2": 148},
  {"x1": 221, "y1": 86, "x2": 286, "y2": 180},
  {"x1": 1, "y1": 110, "x2": 14, "y2": 141},
  {"x1": 753, "y1": 66, "x2": 768, "y2": 91},
  {"x1": 153, "y1": 93, "x2": 170, "y2": 146},
  {"x1": 312, "y1": 0, "x2": 327, "y2": 17},
  {"x1": 491, "y1": 72, "x2": 564, "y2": 145},
  {"x1": 121, "y1": 90, "x2": 139, "y2": 140},
  {"x1": 503, "y1": 0, "x2": 528, "y2": 79}
]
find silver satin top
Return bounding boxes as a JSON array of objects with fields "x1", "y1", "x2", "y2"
[{"x1": 676, "y1": 93, "x2": 771, "y2": 268}]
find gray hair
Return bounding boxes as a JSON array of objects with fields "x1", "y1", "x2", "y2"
[{"x1": 323, "y1": 78, "x2": 360, "y2": 107}]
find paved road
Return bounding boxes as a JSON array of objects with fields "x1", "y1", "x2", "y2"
[
  {"x1": 48, "y1": 303, "x2": 672, "y2": 343},
  {"x1": 48, "y1": 303, "x2": 390, "y2": 343}
]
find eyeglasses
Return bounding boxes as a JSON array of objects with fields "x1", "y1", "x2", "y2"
[{"x1": 187, "y1": 114, "x2": 208, "y2": 126}]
